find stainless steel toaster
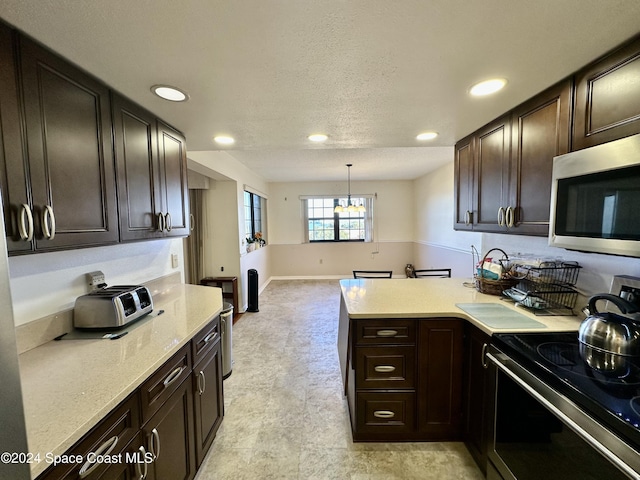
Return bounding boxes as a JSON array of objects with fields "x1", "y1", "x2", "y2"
[{"x1": 74, "y1": 285, "x2": 153, "y2": 329}]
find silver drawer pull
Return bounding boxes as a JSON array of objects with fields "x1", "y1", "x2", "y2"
[
  {"x1": 373, "y1": 410, "x2": 395, "y2": 419},
  {"x1": 157, "y1": 212, "x2": 165, "y2": 232},
  {"x1": 203, "y1": 331, "x2": 217, "y2": 344},
  {"x1": 376, "y1": 330, "x2": 398, "y2": 337},
  {"x1": 164, "y1": 212, "x2": 172, "y2": 232},
  {"x1": 78, "y1": 435, "x2": 119, "y2": 478},
  {"x1": 374, "y1": 365, "x2": 396, "y2": 373},
  {"x1": 135, "y1": 446, "x2": 148, "y2": 480},
  {"x1": 162, "y1": 366, "x2": 185, "y2": 388}
]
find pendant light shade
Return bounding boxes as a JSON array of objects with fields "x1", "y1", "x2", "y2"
[{"x1": 334, "y1": 164, "x2": 366, "y2": 213}]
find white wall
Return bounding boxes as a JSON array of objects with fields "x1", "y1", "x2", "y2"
[
  {"x1": 413, "y1": 161, "x2": 481, "y2": 277},
  {"x1": 9, "y1": 239, "x2": 185, "y2": 326},
  {"x1": 268, "y1": 180, "x2": 415, "y2": 277},
  {"x1": 188, "y1": 150, "x2": 272, "y2": 308}
]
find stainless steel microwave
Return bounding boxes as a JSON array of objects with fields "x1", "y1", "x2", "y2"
[{"x1": 549, "y1": 133, "x2": 640, "y2": 258}]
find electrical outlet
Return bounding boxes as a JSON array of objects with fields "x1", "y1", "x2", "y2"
[
  {"x1": 171, "y1": 254, "x2": 179, "y2": 268},
  {"x1": 87, "y1": 271, "x2": 106, "y2": 291}
]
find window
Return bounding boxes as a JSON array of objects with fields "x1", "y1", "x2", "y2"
[
  {"x1": 303, "y1": 196, "x2": 373, "y2": 242},
  {"x1": 244, "y1": 190, "x2": 264, "y2": 239}
]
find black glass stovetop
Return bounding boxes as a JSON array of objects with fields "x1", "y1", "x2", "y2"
[{"x1": 492, "y1": 332, "x2": 640, "y2": 452}]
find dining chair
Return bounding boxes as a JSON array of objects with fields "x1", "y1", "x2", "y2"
[
  {"x1": 353, "y1": 270, "x2": 393, "y2": 279},
  {"x1": 413, "y1": 268, "x2": 451, "y2": 278}
]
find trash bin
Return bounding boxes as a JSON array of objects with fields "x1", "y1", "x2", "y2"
[
  {"x1": 247, "y1": 269, "x2": 259, "y2": 312},
  {"x1": 220, "y1": 302, "x2": 233, "y2": 379}
]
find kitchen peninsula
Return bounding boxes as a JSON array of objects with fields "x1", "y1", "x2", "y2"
[
  {"x1": 337, "y1": 277, "x2": 581, "y2": 449},
  {"x1": 19, "y1": 284, "x2": 223, "y2": 479}
]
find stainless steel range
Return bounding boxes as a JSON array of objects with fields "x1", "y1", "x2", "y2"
[{"x1": 486, "y1": 275, "x2": 640, "y2": 480}]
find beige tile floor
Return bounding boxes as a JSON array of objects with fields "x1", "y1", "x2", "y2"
[{"x1": 195, "y1": 280, "x2": 484, "y2": 480}]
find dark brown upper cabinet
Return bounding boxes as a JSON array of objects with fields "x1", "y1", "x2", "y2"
[
  {"x1": 573, "y1": 35, "x2": 640, "y2": 151},
  {"x1": 474, "y1": 115, "x2": 512, "y2": 233},
  {"x1": 157, "y1": 121, "x2": 190, "y2": 237},
  {"x1": 113, "y1": 95, "x2": 189, "y2": 241},
  {"x1": 112, "y1": 94, "x2": 162, "y2": 241},
  {"x1": 0, "y1": 24, "x2": 31, "y2": 254},
  {"x1": 453, "y1": 134, "x2": 475, "y2": 231},
  {"x1": 454, "y1": 79, "x2": 572, "y2": 237},
  {"x1": 509, "y1": 79, "x2": 571, "y2": 235},
  {"x1": 16, "y1": 34, "x2": 119, "y2": 252}
]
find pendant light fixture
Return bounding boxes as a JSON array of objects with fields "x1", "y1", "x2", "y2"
[{"x1": 334, "y1": 164, "x2": 366, "y2": 213}]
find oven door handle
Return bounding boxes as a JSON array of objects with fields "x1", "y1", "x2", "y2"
[{"x1": 486, "y1": 351, "x2": 639, "y2": 480}]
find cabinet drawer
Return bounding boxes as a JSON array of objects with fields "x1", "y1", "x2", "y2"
[
  {"x1": 354, "y1": 319, "x2": 416, "y2": 345},
  {"x1": 355, "y1": 392, "x2": 416, "y2": 434},
  {"x1": 140, "y1": 344, "x2": 192, "y2": 424},
  {"x1": 192, "y1": 316, "x2": 221, "y2": 365},
  {"x1": 39, "y1": 393, "x2": 140, "y2": 480},
  {"x1": 355, "y1": 346, "x2": 416, "y2": 389}
]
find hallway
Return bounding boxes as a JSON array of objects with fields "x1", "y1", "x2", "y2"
[{"x1": 195, "y1": 280, "x2": 483, "y2": 479}]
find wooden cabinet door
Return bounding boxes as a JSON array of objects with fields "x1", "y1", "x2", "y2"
[
  {"x1": 573, "y1": 35, "x2": 640, "y2": 150},
  {"x1": 19, "y1": 35, "x2": 119, "y2": 251},
  {"x1": 463, "y1": 325, "x2": 491, "y2": 475},
  {"x1": 144, "y1": 377, "x2": 196, "y2": 480},
  {"x1": 112, "y1": 94, "x2": 163, "y2": 241},
  {"x1": 417, "y1": 319, "x2": 464, "y2": 439},
  {"x1": 193, "y1": 342, "x2": 224, "y2": 467},
  {"x1": 475, "y1": 116, "x2": 511, "y2": 232},
  {"x1": 510, "y1": 79, "x2": 571, "y2": 236},
  {"x1": 0, "y1": 24, "x2": 32, "y2": 254},
  {"x1": 453, "y1": 134, "x2": 475, "y2": 230},
  {"x1": 157, "y1": 121, "x2": 189, "y2": 237}
]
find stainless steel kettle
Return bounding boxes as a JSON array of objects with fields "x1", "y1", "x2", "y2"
[{"x1": 578, "y1": 294, "x2": 640, "y2": 357}]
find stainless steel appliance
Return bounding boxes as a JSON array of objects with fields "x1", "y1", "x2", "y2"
[
  {"x1": 74, "y1": 285, "x2": 153, "y2": 329},
  {"x1": 549, "y1": 133, "x2": 640, "y2": 258}
]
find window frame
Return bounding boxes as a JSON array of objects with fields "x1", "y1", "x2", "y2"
[
  {"x1": 244, "y1": 190, "x2": 265, "y2": 240},
  {"x1": 303, "y1": 195, "x2": 373, "y2": 243}
]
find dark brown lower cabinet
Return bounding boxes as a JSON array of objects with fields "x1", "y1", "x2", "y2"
[
  {"x1": 37, "y1": 317, "x2": 223, "y2": 480},
  {"x1": 463, "y1": 324, "x2": 492, "y2": 474},
  {"x1": 193, "y1": 340, "x2": 224, "y2": 467},
  {"x1": 143, "y1": 377, "x2": 196, "y2": 480},
  {"x1": 347, "y1": 318, "x2": 464, "y2": 441}
]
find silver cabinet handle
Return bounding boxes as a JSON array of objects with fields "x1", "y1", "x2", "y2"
[
  {"x1": 42, "y1": 205, "x2": 56, "y2": 240},
  {"x1": 374, "y1": 365, "x2": 396, "y2": 373},
  {"x1": 506, "y1": 206, "x2": 515, "y2": 228},
  {"x1": 203, "y1": 331, "x2": 217, "y2": 345},
  {"x1": 164, "y1": 212, "x2": 172, "y2": 232},
  {"x1": 150, "y1": 428, "x2": 161, "y2": 460},
  {"x1": 157, "y1": 212, "x2": 165, "y2": 232},
  {"x1": 464, "y1": 210, "x2": 472, "y2": 226},
  {"x1": 373, "y1": 411, "x2": 395, "y2": 419},
  {"x1": 190, "y1": 213, "x2": 195, "y2": 232},
  {"x1": 497, "y1": 206, "x2": 505, "y2": 227},
  {"x1": 135, "y1": 446, "x2": 148, "y2": 480},
  {"x1": 197, "y1": 370, "x2": 206, "y2": 395},
  {"x1": 18, "y1": 204, "x2": 34, "y2": 241},
  {"x1": 481, "y1": 343, "x2": 489, "y2": 369},
  {"x1": 376, "y1": 330, "x2": 398, "y2": 337},
  {"x1": 78, "y1": 435, "x2": 118, "y2": 478},
  {"x1": 162, "y1": 366, "x2": 185, "y2": 388}
]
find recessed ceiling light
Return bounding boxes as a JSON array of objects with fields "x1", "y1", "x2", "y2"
[
  {"x1": 308, "y1": 134, "x2": 328, "y2": 142},
  {"x1": 214, "y1": 136, "x2": 235, "y2": 145},
  {"x1": 151, "y1": 85, "x2": 189, "y2": 102},
  {"x1": 469, "y1": 78, "x2": 507, "y2": 96},
  {"x1": 416, "y1": 132, "x2": 438, "y2": 141}
]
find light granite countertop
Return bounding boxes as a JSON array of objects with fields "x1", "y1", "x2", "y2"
[
  {"x1": 18, "y1": 283, "x2": 222, "y2": 479},
  {"x1": 339, "y1": 277, "x2": 583, "y2": 334}
]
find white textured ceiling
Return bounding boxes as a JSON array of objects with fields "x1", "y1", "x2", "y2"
[{"x1": 1, "y1": 1, "x2": 640, "y2": 181}]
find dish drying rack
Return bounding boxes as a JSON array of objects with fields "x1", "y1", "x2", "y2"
[{"x1": 501, "y1": 261, "x2": 582, "y2": 315}]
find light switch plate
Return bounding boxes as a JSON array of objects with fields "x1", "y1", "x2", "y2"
[{"x1": 171, "y1": 254, "x2": 179, "y2": 268}]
